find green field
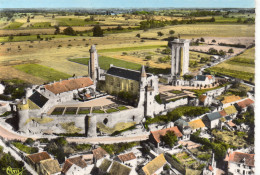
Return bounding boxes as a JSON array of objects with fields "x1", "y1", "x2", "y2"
[
  {"x1": 57, "y1": 18, "x2": 98, "y2": 26},
  {"x1": 13, "y1": 64, "x2": 71, "y2": 82},
  {"x1": 208, "y1": 47, "x2": 255, "y2": 82},
  {"x1": 69, "y1": 56, "x2": 142, "y2": 70},
  {"x1": 3, "y1": 22, "x2": 23, "y2": 29},
  {"x1": 0, "y1": 34, "x2": 72, "y2": 42},
  {"x1": 98, "y1": 45, "x2": 166, "y2": 53},
  {"x1": 29, "y1": 22, "x2": 52, "y2": 28}
]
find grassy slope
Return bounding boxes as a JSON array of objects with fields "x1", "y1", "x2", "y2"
[
  {"x1": 0, "y1": 34, "x2": 72, "y2": 42},
  {"x1": 57, "y1": 18, "x2": 98, "y2": 26},
  {"x1": 208, "y1": 47, "x2": 255, "y2": 82},
  {"x1": 13, "y1": 64, "x2": 71, "y2": 82},
  {"x1": 69, "y1": 56, "x2": 142, "y2": 70},
  {"x1": 3, "y1": 22, "x2": 23, "y2": 29}
]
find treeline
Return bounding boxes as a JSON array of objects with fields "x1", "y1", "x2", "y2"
[
  {"x1": 218, "y1": 43, "x2": 246, "y2": 48},
  {"x1": 189, "y1": 10, "x2": 222, "y2": 17},
  {"x1": 140, "y1": 18, "x2": 216, "y2": 30}
]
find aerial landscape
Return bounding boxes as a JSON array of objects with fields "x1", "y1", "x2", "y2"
[{"x1": 0, "y1": 0, "x2": 257, "y2": 174}]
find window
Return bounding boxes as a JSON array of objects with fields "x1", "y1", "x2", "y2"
[
  {"x1": 117, "y1": 82, "x2": 120, "y2": 88},
  {"x1": 130, "y1": 83, "x2": 134, "y2": 91}
]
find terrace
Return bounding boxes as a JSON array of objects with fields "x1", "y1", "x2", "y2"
[{"x1": 48, "y1": 95, "x2": 132, "y2": 115}]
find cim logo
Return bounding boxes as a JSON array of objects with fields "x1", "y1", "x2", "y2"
[{"x1": 2, "y1": 166, "x2": 24, "y2": 175}]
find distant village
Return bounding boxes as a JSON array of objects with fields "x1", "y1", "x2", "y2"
[{"x1": 0, "y1": 39, "x2": 255, "y2": 175}]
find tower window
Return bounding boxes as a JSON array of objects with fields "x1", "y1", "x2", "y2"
[
  {"x1": 130, "y1": 83, "x2": 134, "y2": 91},
  {"x1": 117, "y1": 82, "x2": 120, "y2": 88}
]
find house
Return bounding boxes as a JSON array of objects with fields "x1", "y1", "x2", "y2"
[
  {"x1": 26, "y1": 152, "x2": 52, "y2": 173},
  {"x1": 149, "y1": 126, "x2": 183, "y2": 148},
  {"x1": 188, "y1": 119, "x2": 206, "y2": 132},
  {"x1": 92, "y1": 147, "x2": 109, "y2": 165},
  {"x1": 235, "y1": 98, "x2": 254, "y2": 113},
  {"x1": 192, "y1": 75, "x2": 215, "y2": 87},
  {"x1": 203, "y1": 112, "x2": 222, "y2": 129},
  {"x1": 0, "y1": 83, "x2": 4, "y2": 94},
  {"x1": 142, "y1": 154, "x2": 167, "y2": 175},
  {"x1": 39, "y1": 159, "x2": 61, "y2": 175},
  {"x1": 223, "y1": 105, "x2": 238, "y2": 119},
  {"x1": 175, "y1": 119, "x2": 192, "y2": 140},
  {"x1": 117, "y1": 152, "x2": 137, "y2": 167},
  {"x1": 221, "y1": 95, "x2": 241, "y2": 108},
  {"x1": 97, "y1": 159, "x2": 132, "y2": 175},
  {"x1": 62, "y1": 156, "x2": 93, "y2": 175},
  {"x1": 224, "y1": 150, "x2": 254, "y2": 175}
]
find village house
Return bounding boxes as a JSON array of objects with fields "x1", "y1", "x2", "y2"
[
  {"x1": 141, "y1": 154, "x2": 167, "y2": 175},
  {"x1": 192, "y1": 75, "x2": 215, "y2": 87},
  {"x1": 174, "y1": 118, "x2": 192, "y2": 140},
  {"x1": 92, "y1": 147, "x2": 109, "y2": 165},
  {"x1": 149, "y1": 126, "x2": 183, "y2": 148},
  {"x1": 203, "y1": 112, "x2": 222, "y2": 129},
  {"x1": 221, "y1": 95, "x2": 242, "y2": 108},
  {"x1": 26, "y1": 152, "x2": 60, "y2": 175},
  {"x1": 234, "y1": 98, "x2": 254, "y2": 113},
  {"x1": 116, "y1": 152, "x2": 137, "y2": 167},
  {"x1": 224, "y1": 150, "x2": 255, "y2": 175},
  {"x1": 97, "y1": 159, "x2": 133, "y2": 175},
  {"x1": 188, "y1": 119, "x2": 206, "y2": 132},
  {"x1": 61, "y1": 156, "x2": 93, "y2": 175},
  {"x1": 223, "y1": 105, "x2": 238, "y2": 119}
]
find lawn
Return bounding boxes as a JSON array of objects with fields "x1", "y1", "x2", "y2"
[
  {"x1": 97, "y1": 122, "x2": 135, "y2": 134},
  {"x1": 13, "y1": 64, "x2": 71, "y2": 82},
  {"x1": 51, "y1": 107, "x2": 65, "y2": 115},
  {"x1": 117, "y1": 106, "x2": 129, "y2": 111},
  {"x1": 0, "y1": 34, "x2": 72, "y2": 42},
  {"x1": 57, "y1": 18, "x2": 98, "y2": 26},
  {"x1": 64, "y1": 107, "x2": 78, "y2": 115},
  {"x1": 60, "y1": 122, "x2": 82, "y2": 133},
  {"x1": 170, "y1": 90, "x2": 183, "y2": 94},
  {"x1": 106, "y1": 108, "x2": 119, "y2": 113},
  {"x1": 92, "y1": 109, "x2": 105, "y2": 113},
  {"x1": 3, "y1": 22, "x2": 23, "y2": 29},
  {"x1": 208, "y1": 47, "x2": 255, "y2": 82},
  {"x1": 78, "y1": 107, "x2": 90, "y2": 114},
  {"x1": 12, "y1": 142, "x2": 38, "y2": 154},
  {"x1": 175, "y1": 152, "x2": 203, "y2": 171},
  {"x1": 69, "y1": 56, "x2": 141, "y2": 70},
  {"x1": 98, "y1": 45, "x2": 166, "y2": 53}
]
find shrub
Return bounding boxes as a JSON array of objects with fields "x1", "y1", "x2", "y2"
[
  {"x1": 145, "y1": 55, "x2": 152, "y2": 60},
  {"x1": 92, "y1": 25, "x2": 103, "y2": 37},
  {"x1": 63, "y1": 27, "x2": 76, "y2": 36}
]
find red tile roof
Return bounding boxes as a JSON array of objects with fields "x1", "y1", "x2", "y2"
[
  {"x1": 151, "y1": 126, "x2": 182, "y2": 143},
  {"x1": 208, "y1": 165, "x2": 213, "y2": 171},
  {"x1": 45, "y1": 77, "x2": 93, "y2": 95},
  {"x1": 62, "y1": 156, "x2": 87, "y2": 174},
  {"x1": 237, "y1": 98, "x2": 254, "y2": 109},
  {"x1": 207, "y1": 75, "x2": 213, "y2": 80},
  {"x1": 199, "y1": 95, "x2": 207, "y2": 103},
  {"x1": 227, "y1": 121, "x2": 236, "y2": 127},
  {"x1": 92, "y1": 147, "x2": 108, "y2": 160},
  {"x1": 225, "y1": 151, "x2": 254, "y2": 167},
  {"x1": 27, "y1": 152, "x2": 51, "y2": 164},
  {"x1": 118, "y1": 152, "x2": 136, "y2": 162},
  {"x1": 219, "y1": 110, "x2": 227, "y2": 117}
]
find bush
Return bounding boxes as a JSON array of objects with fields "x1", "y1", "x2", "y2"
[
  {"x1": 136, "y1": 33, "x2": 140, "y2": 38},
  {"x1": 157, "y1": 31, "x2": 164, "y2": 37},
  {"x1": 24, "y1": 138, "x2": 34, "y2": 146},
  {"x1": 154, "y1": 94, "x2": 162, "y2": 104},
  {"x1": 145, "y1": 55, "x2": 152, "y2": 60},
  {"x1": 63, "y1": 27, "x2": 76, "y2": 36},
  {"x1": 93, "y1": 25, "x2": 103, "y2": 37},
  {"x1": 169, "y1": 30, "x2": 175, "y2": 35}
]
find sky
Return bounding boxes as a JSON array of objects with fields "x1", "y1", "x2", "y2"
[{"x1": 0, "y1": 0, "x2": 255, "y2": 9}]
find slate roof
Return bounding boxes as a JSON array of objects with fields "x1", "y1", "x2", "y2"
[
  {"x1": 221, "y1": 95, "x2": 241, "y2": 104},
  {"x1": 45, "y1": 77, "x2": 93, "y2": 95},
  {"x1": 142, "y1": 154, "x2": 167, "y2": 175},
  {"x1": 108, "y1": 161, "x2": 131, "y2": 175},
  {"x1": 92, "y1": 147, "x2": 108, "y2": 160},
  {"x1": 106, "y1": 66, "x2": 150, "y2": 81},
  {"x1": 40, "y1": 159, "x2": 61, "y2": 174},
  {"x1": 188, "y1": 119, "x2": 206, "y2": 130},
  {"x1": 28, "y1": 91, "x2": 49, "y2": 108},
  {"x1": 224, "y1": 106, "x2": 238, "y2": 115},
  {"x1": 206, "y1": 112, "x2": 222, "y2": 121},
  {"x1": 225, "y1": 116, "x2": 232, "y2": 121},
  {"x1": 117, "y1": 152, "x2": 136, "y2": 162},
  {"x1": 151, "y1": 126, "x2": 183, "y2": 143},
  {"x1": 27, "y1": 152, "x2": 51, "y2": 164},
  {"x1": 236, "y1": 98, "x2": 254, "y2": 109},
  {"x1": 225, "y1": 152, "x2": 254, "y2": 167},
  {"x1": 195, "y1": 75, "x2": 206, "y2": 81},
  {"x1": 62, "y1": 156, "x2": 87, "y2": 174},
  {"x1": 175, "y1": 119, "x2": 189, "y2": 128}
]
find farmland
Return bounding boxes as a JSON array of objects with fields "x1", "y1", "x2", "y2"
[{"x1": 208, "y1": 47, "x2": 255, "y2": 82}]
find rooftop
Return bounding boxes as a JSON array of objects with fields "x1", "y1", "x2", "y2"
[
  {"x1": 62, "y1": 156, "x2": 87, "y2": 174},
  {"x1": 225, "y1": 151, "x2": 254, "y2": 167},
  {"x1": 142, "y1": 154, "x2": 167, "y2": 175},
  {"x1": 117, "y1": 152, "x2": 136, "y2": 162},
  {"x1": 206, "y1": 112, "x2": 222, "y2": 121},
  {"x1": 221, "y1": 95, "x2": 241, "y2": 104},
  {"x1": 28, "y1": 91, "x2": 49, "y2": 108},
  {"x1": 151, "y1": 126, "x2": 183, "y2": 143},
  {"x1": 224, "y1": 105, "x2": 238, "y2": 115},
  {"x1": 108, "y1": 161, "x2": 131, "y2": 175},
  {"x1": 219, "y1": 110, "x2": 227, "y2": 117},
  {"x1": 188, "y1": 119, "x2": 206, "y2": 130},
  {"x1": 92, "y1": 147, "x2": 108, "y2": 160},
  {"x1": 236, "y1": 98, "x2": 254, "y2": 109},
  {"x1": 45, "y1": 77, "x2": 93, "y2": 95},
  {"x1": 40, "y1": 159, "x2": 61, "y2": 174},
  {"x1": 27, "y1": 152, "x2": 51, "y2": 164}
]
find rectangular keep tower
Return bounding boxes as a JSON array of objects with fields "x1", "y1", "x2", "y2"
[{"x1": 169, "y1": 39, "x2": 190, "y2": 77}]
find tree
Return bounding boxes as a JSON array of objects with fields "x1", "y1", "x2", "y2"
[
  {"x1": 228, "y1": 48, "x2": 234, "y2": 54},
  {"x1": 37, "y1": 34, "x2": 41, "y2": 40},
  {"x1": 145, "y1": 55, "x2": 152, "y2": 60},
  {"x1": 54, "y1": 26, "x2": 60, "y2": 35},
  {"x1": 210, "y1": 17, "x2": 215, "y2": 22},
  {"x1": 169, "y1": 30, "x2": 175, "y2": 35},
  {"x1": 200, "y1": 37, "x2": 205, "y2": 42},
  {"x1": 63, "y1": 27, "x2": 76, "y2": 36},
  {"x1": 160, "y1": 131, "x2": 177, "y2": 148},
  {"x1": 27, "y1": 16, "x2": 30, "y2": 23},
  {"x1": 136, "y1": 33, "x2": 141, "y2": 38},
  {"x1": 237, "y1": 17, "x2": 242, "y2": 23},
  {"x1": 157, "y1": 31, "x2": 164, "y2": 37},
  {"x1": 219, "y1": 50, "x2": 226, "y2": 56},
  {"x1": 212, "y1": 39, "x2": 216, "y2": 43},
  {"x1": 116, "y1": 25, "x2": 123, "y2": 30},
  {"x1": 52, "y1": 14, "x2": 55, "y2": 19},
  {"x1": 8, "y1": 35, "x2": 14, "y2": 41},
  {"x1": 92, "y1": 25, "x2": 103, "y2": 37},
  {"x1": 25, "y1": 138, "x2": 34, "y2": 146}
]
